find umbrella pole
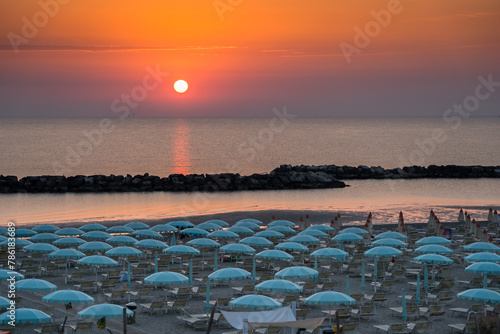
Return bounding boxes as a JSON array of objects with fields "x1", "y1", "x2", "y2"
[
  {"x1": 361, "y1": 263, "x2": 365, "y2": 293},
  {"x1": 401, "y1": 288, "x2": 407, "y2": 321},
  {"x1": 314, "y1": 257, "x2": 318, "y2": 271},
  {"x1": 484, "y1": 273, "x2": 488, "y2": 289},
  {"x1": 252, "y1": 257, "x2": 256, "y2": 283},
  {"x1": 214, "y1": 250, "x2": 218, "y2": 270},
  {"x1": 205, "y1": 281, "x2": 210, "y2": 311},
  {"x1": 65, "y1": 260, "x2": 68, "y2": 284}
]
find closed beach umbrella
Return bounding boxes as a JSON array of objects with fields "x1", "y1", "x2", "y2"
[
  {"x1": 307, "y1": 225, "x2": 335, "y2": 233},
  {"x1": 32, "y1": 225, "x2": 59, "y2": 233},
  {"x1": 77, "y1": 303, "x2": 133, "y2": 319},
  {"x1": 220, "y1": 244, "x2": 255, "y2": 255},
  {"x1": 132, "y1": 230, "x2": 162, "y2": 240},
  {"x1": 55, "y1": 228, "x2": 84, "y2": 237},
  {"x1": 275, "y1": 242, "x2": 309, "y2": 253},
  {"x1": 0, "y1": 308, "x2": 50, "y2": 324},
  {"x1": 29, "y1": 233, "x2": 61, "y2": 243},
  {"x1": 53, "y1": 237, "x2": 86, "y2": 247},
  {"x1": 205, "y1": 219, "x2": 230, "y2": 228},
  {"x1": 106, "y1": 226, "x2": 134, "y2": 234},
  {"x1": 105, "y1": 246, "x2": 142, "y2": 257},
  {"x1": 43, "y1": 289, "x2": 94, "y2": 304},
  {"x1": 207, "y1": 230, "x2": 239, "y2": 240},
  {"x1": 268, "y1": 226, "x2": 297, "y2": 236},
  {"x1": 166, "y1": 221, "x2": 194, "y2": 228},
  {"x1": 135, "y1": 239, "x2": 168, "y2": 250},
  {"x1": 24, "y1": 243, "x2": 59, "y2": 254},
  {"x1": 106, "y1": 236, "x2": 138, "y2": 246},
  {"x1": 372, "y1": 238, "x2": 407, "y2": 248},
  {"x1": 298, "y1": 230, "x2": 328, "y2": 238},
  {"x1": 179, "y1": 228, "x2": 209, "y2": 237},
  {"x1": 227, "y1": 226, "x2": 254, "y2": 236},
  {"x1": 0, "y1": 239, "x2": 32, "y2": 248},
  {"x1": 239, "y1": 237, "x2": 273, "y2": 248},
  {"x1": 256, "y1": 250, "x2": 294, "y2": 261},
  {"x1": 374, "y1": 231, "x2": 408, "y2": 240},
  {"x1": 415, "y1": 236, "x2": 451, "y2": 246},
  {"x1": 465, "y1": 252, "x2": 500, "y2": 263},
  {"x1": 339, "y1": 227, "x2": 368, "y2": 235},
  {"x1": 230, "y1": 295, "x2": 282, "y2": 310},
  {"x1": 255, "y1": 230, "x2": 285, "y2": 240},
  {"x1": 269, "y1": 220, "x2": 295, "y2": 227},
  {"x1": 81, "y1": 231, "x2": 112, "y2": 241},
  {"x1": 464, "y1": 242, "x2": 500, "y2": 253},
  {"x1": 79, "y1": 223, "x2": 107, "y2": 232},
  {"x1": 14, "y1": 228, "x2": 37, "y2": 238},
  {"x1": 15, "y1": 279, "x2": 57, "y2": 292},
  {"x1": 196, "y1": 222, "x2": 223, "y2": 232},
  {"x1": 235, "y1": 221, "x2": 260, "y2": 231},
  {"x1": 255, "y1": 279, "x2": 302, "y2": 293},
  {"x1": 465, "y1": 262, "x2": 500, "y2": 288},
  {"x1": 415, "y1": 244, "x2": 453, "y2": 255},
  {"x1": 236, "y1": 218, "x2": 263, "y2": 226},
  {"x1": 124, "y1": 222, "x2": 150, "y2": 230},
  {"x1": 275, "y1": 266, "x2": 319, "y2": 280},
  {"x1": 149, "y1": 224, "x2": 178, "y2": 234},
  {"x1": 287, "y1": 235, "x2": 320, "y2": 245},
  {"x1": 78, "y1": 241, "x2": 112, "y2": 252},
  {"x1": 187, "y1": 238, "x2": 221, "y2": 249}
]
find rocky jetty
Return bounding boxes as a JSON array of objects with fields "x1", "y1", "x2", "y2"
[{"x1": 0, "y1": 164, "x2": 499, "y2": 193}]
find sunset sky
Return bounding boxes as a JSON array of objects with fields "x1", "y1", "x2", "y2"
[{"x1": 1, "y1": 0, "x2": 499, "y2": 117}]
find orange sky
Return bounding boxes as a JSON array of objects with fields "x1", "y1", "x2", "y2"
[{"x1": 0, "y1": 0, "x2": 499, "y2": 117}]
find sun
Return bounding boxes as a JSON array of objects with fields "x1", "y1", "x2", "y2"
[{"x1": 174, "y1": 80, "x2": 188, "y2": 93}]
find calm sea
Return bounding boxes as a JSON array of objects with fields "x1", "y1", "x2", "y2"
[{"x1": 0, "y1": 117, "x2": 499, "y2": 225}]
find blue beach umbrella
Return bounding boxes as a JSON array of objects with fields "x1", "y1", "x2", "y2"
[
  {"x1": 207, "y1": 268, "x2": 251, "y2": 310},
  {"x1": 179, "y1": 228, "x2": 209, "y2": 237},
  {"x1": 15, "y1": 279, "x2": 57, "y2": 292},
  {"x1": 135, "y1": 239, "x2": 168, "y2": 250},
  {"x1": 239, "y1": 236, "x2": 273, "y2": 248},
  {"x1": 48, "y1": 249, "x2": 86, "y2": 278},
  {"x1": 204, "y1": 219, "x2": 230, "y2": 228},
  {"x1": 187, "y1": 238, "x2": 221, "y2": 249},
  {"x1": 105, "y1": 246, "x2": 142, "y2": 257},
  {"x1": 0, "y1": 269, "x2": 24, "y2": 280},
  {"x1": 235, "y1": 221, "x2": 260, "y2": 231},
  {"x1": 196, "y1": 222, "x2": 223, "y2": 232},
  {"x1": 465, "y1": 252, "x2": 500, "y2": 263},
  {"x1": 163, "y1": 245, "x2": 200, "y2": 256},
  {"x1": 29, "y1": 233, "x2": 61, "y2": 243},
  {"x1": 331, "y1": 233, "x2": 364, "y2": 250},
  {"x1": 81, "y1": 231, "x2": 112, "y2": 241},
  {"x1": 256, "y1": 250, "x2": 294, "y2": 261},
  {"x1": 268, "y1": 226, "x2": 297, "y2": 236},
  {"x1": 465, "y1": 262, "x2": 500, "y2": 288},
  {"x1": 413, "y1": 254, "x2": 453, "y2": 281},
  {"x1": 415, "y1": 244, "x2": 453, "y2": 255},
  {"x1": 458, "y1": 288, "x2": 500, "y2": 304},
  {"x1": 374, "y1": 231, "x2": 408, "y2": 240},
  {"x1": 307, "y1": 225, "x2": 335, "y2": 233},
  {"x1": 275, "y1": 266, "x2": 319, "y2": 280},
  {"x1": 78, "y1": 255, "x2": 118, "y2": 267},
  {"x1": 0, "y1": 308, "x2": 50, "y2": 324},
  {"x1": 287, "y1": 235, "x2": 320, "y2": 245},
  {"x1": 338, "y1": 227, "x2": 368, "y2": 235},
  {"x1": 0, "y1": 239, "x2": 32, "y2": 248},
  {"x1": 149, "y1": 224, "x2": 178, "y2": 234},
  {"x1": 364, "y1": 246, "x2": 402, "y2": 281},
  {"x1": 236, "y1": 218, "x2": 263, "y2": 226},
  {"x1": 372, "y1": 238, "x2": 407, "y2": 248},
  {"x1": 43, "y1": 289, "x2": 93, "y2": 304},
  {"x1": 305, "y1": 291, "x2": 356, "y2": 306},
  {"x1": 132, "y1": 230, "x2": 162, "y2": 240},
  {"x1": 124, "y1": 222, "x2": 150, "y2": 230},
  {"x1": 77, "y1": 303, "x2": 133, "y2": 319},
  {"x1": 255, "y1": 230, "x2": 286, "y2": 240},
  {"x1": 464, "y1": 242, "x2": 500, "y2": 253},
  {"x1": 166, "y1": 221, "x2": 194, "y2": 228},
  {"x1": 53, "y1": 237, "x2": 86, "y2": 247},
  {"x1": 106, "y1": 236, "x2": 138, "y2": 246},
  {"x1": 275, "y1": 242, "x2": 309, "y2": 253},
  {"x1": 255, "y1": 279, "x2": 302, "y2": 293},
  {"x1": 207, "y1": 230, "x2": 240, "y2": 240},
  {"x1": 220, "y1": 244, "x2": 255, "y2": 255},
  {"x1": 32, "y1": 225, "x2": 59, "y2": 233},
  {"x1": 78, "y1": 241, "x2": 112, "y2": 252},
  {"x1": 55, "y1": 228, "x2": 84, "y2": 237},
  {"x1": 14, "y1": 228, "x2": 37, "y2": 238},
  {"x1": 227, "y1": 226, "x2": 254, "y2": 237},
  {"x1": 268, "y1": 220, "x2": 295, "y2": 227},
  {"x1": 229, "y1": 295, "x2": 282, "y2": 310},
  {"x1": 310, "y1": 248, "x2": 348, "y2": 260},
  {"x1": 144, "y1": 271, "x2": 189, "y2": 285},
  {"x1": 79, "y1": 223, "x2": 107, "y2": 232},
  {"x1": 298, "y1": 230, "x2": 328, "y2": 238},
  {"x1": 415, "y1": 236, "x2": 451, "y2": 246},
  {"x1": 24, "y1": 243, "x2": 59, "y2": 254},
  {"x1": 106, "y1": 226, "x2": 134, "y2": 234}
]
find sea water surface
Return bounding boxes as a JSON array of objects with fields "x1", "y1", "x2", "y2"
[{"x1": 0, "y1": 117, "x2": 499, "y2": 225}]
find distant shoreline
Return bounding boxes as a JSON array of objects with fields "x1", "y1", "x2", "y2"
[{"x1": 1, "y1": 164, "x2": 499, "y2": 194}]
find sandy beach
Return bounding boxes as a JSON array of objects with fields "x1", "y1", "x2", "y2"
[{"x1": 3, "y1": 207, "x2": 499, "y2": 334}]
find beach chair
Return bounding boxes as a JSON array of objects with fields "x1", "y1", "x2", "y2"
[
  {"x1": 217, "y1": 313, "x2": 232, "y2": 329},
  {"x1": 97, "y1": 279, "x2": 116, "y2": 292},
  {"x1": 168, "y1": 286, "x2": 192, "y2": 299},
  {"x1": 457, "y1": 276, "x2": 483, "y2": 288},
  {"x1": 316, "y1": 272, "x2": 331, "y2": 282},
  {"x1": 42, "y1": 265, "x2": 58, "y2": 276},
  {"x1": 352, "y1": 305, "x2": 376, "y2": 321},
  {"x1": 390, "y1": 305, "x2": 419, "y2": 320},
  {"x1": 177, "y1": 314, "x2": 209, "y2": 331},
  {"x1": 166, "y1": 298, "x2": 189, "y2": 314},
  {"x1": 350, "y1": 293, "x2": 364, "y2": 305},
  {"x1": 302, "y1": 282, "x2": 318, "y2": 294},
  {"x1": 232, "y1": 284, "x2": 254, "y2": 296},
  {"x1": 74, "y1": 281, "x2": 95, "y2": 293},
  {"x1": 342, "y1": 323, "x2": 358, "y2": 333},
  {"x1": 317, "y1": 281, "x2": 336, "y2": 291},
  {"x1": 450, "y1": 304, "x2": 482, "y2": 317},
  {"x1": 191, "y1": 285, "x2": 207, "y2": 298},
  {"x1": 448, "y1": 321, "x2": 476, "y2": 333},
  {"x1": 373, "y1": 323, "x2": 408, "y2": 333},
  {"x1": 34, "y1": 323, "x2": 59, "y2": 333},
  {"x1": 104, "y1": 289, "x2": 125, "y2": 303},
  {"x1": 427, "y1": 290, "x2": 454, "y2": 304},
  {"x1": 407, "y1": 321, "x2": 431, "y2": 333},
  {"x1": 21, "y1": 266, "x2": 40, "y2": 277},
  {"x1": 365, "y1": 292, "x2": 388, "y2": 304},
  {"x1": 209, "y1": 297, "x2": 231, "y2": 309},
  {"x1": 67, "y1": 272, "x2": 84, "y2": 283},
  {"x1": 141, "y1": 301, "x2": 165, "y2": 315},
  {"x1": 69, "y1": 321, "x2": 95, "y2": 334},
  {"x1": 295, "y1": 309, "x2": 310, "y2": 320},
  {"x1": 425, "y1": 304, "x2": 446, "y2": 321},
  {"x1": 278, "y1": 295, "x2": 298, "y2": 305},
  {"x1": 129, "y1": 288, "x2": 153, "y2": 302},
  {"x1": 372, "y1": 279, "x2": 395, "y2": 292}
]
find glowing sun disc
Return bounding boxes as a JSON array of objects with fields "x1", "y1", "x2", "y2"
[{"x1": 174, "y1": 80, "x2": 188, "y2": 93}]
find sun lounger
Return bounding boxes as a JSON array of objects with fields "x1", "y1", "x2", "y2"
[
  {"x1": 373, "y1": 323, "x2": 408, "y2": 333},
  {"x1": 450, "y1": 304, "x2": 482, "y2": 317},
  {"x1": 407, "y1": 321, "x2": 431, "y2": 333}
]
